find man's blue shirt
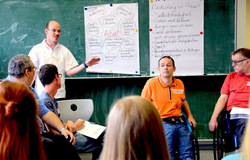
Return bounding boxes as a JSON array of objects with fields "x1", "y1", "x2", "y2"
[{"x1": 5, "y1": 75, "x2": 49, "y2": 117}]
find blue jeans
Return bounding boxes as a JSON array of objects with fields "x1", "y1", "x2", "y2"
[
  {"x1": 231, "y1": 118, "x2": 247, "y2": 148},
  {"x1": 163, "y1": 121, "x2": 193, "y2": 160},
  {"x1": 74, "y1": 131, "x2": 105, "y2": 160}
]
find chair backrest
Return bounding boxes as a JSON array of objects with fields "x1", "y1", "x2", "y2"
[{"x1": 57, "y1": 99, "x2": 94, "y2": 122}]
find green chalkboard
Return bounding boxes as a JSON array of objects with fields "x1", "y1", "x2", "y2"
[
  {"x1": 0, "y1": 0, "x2": 234, "y2": 79},
  {"x1": 204, "y1": 0, "x2": 235, "y2": 74}
]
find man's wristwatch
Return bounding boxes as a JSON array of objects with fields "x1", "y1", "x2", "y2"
[{"x1": 60, "y1": 127, "x2": 67, "y2": 133}]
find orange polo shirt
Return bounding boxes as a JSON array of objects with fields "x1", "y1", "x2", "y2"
[{"x1": 141, "y1": 76, "x2": 185, "y2": 118}]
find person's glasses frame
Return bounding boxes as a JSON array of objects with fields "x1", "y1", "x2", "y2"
[
  {"x1": 47, "y1": 28, "x2": 62, "y2": 33},
  {"x1": 58, "y1": 74, "x2": 62, "y2": 78},
  {"x1": 231, "y1": 59, "x2": 247, "y2": 65},
  {"x1": 28, "y1": 67, "x2": 37, "y2": 72}
]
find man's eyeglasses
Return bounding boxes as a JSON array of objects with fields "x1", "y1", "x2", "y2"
[
  {"x1": 231, "y1": 59, "x2": 247, "y2": 65},
  {"x1": 47, "y1": 28, "x2": 62, "y2": 33},
  {"x1": 28, "y1": 67, "x2": 37, "y2": 71}
]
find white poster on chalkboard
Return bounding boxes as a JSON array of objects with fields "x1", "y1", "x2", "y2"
[
  {"x1": 149, "y1": 0, "x2": 204, "y2": 76},
  {"x1": 84, "y1": 3, "x2": 140, "y2": 75}
]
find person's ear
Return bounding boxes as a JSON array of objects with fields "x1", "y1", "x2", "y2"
[
  {"x1": 157, "y1": 66, "x2": 160, "y2": 72},
  {"x1": 55, "y1": 75, "x2": 60, "y2": 83},
  {"x1": 55, "y1": 75, "x2": 59, "y2": 81},
  {"x1": 173, "y1": 67, "x2": 176, "y2": 72},
  {"x1": 45, "y1": 28, "x2": 48, "y2": 35},
  {"x1": 247, "y1": 59, "x2": 250, "y2": 65},
  {"x1": 24, "y1": 69, "x2": 30, "y2": 77}
]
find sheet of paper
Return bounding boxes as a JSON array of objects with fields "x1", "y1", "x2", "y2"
[
  {"x1": 149, "y1": 0, "x2": 204, "y2": 76},
  {"x1": 230, "y1": 107, "x2": 249, "y2": 115},
  {"x1": 230, "y1": 107, "x2": 249, "y2": 120},
  {"x1": 84, "y1": 3, "x2": 140, "y2": 75},
  {"x1": 77, "y1": 121, "x2": 106, "y2": 139}
]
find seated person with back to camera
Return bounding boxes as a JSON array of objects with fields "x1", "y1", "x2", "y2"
[{"x1": 100, "y1": 96, "x2": 170, "y2": 160}]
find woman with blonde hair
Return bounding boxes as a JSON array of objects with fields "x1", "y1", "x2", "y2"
[
  {"x1": 101, "y1": 96, "x2": 170, "y2": 160},
  {"x1": 0, "y1": 81, "x2": 46, "y2": 160}
]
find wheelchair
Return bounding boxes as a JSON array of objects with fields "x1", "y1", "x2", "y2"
[
  {"x1": 213, "y1": 111, "x2": 239, "y2": 160},
  {"x1": 175, "y1": 119, "x2": 200, "y2": 160}
]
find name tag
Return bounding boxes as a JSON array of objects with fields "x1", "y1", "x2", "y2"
[
  {"x1": 171, "y1": 89, "x2": 183, "y2": 94},
  {"x1": 247, "y1": 82, "x2": 250, "y2": 86}
]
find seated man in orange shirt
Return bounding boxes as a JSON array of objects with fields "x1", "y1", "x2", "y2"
[{"x1": 141, "y1": 56, "x2": 197, "y2": 160}]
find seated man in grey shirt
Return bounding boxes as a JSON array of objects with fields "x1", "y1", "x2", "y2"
[{"x1": 38, "y1": 64, "x2": 104, "y2": 160}]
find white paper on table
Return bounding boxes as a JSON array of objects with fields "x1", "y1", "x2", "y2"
[
  {"x1": 230, "y1": 107, "x2": 249, "y2": 120},
  {"x1": 77, "y1": 121, "x2": 106, "y2": 139}
]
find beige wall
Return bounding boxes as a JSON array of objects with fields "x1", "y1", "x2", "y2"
[
  {"x1": 246, "y1": 0, "x2": 250, "y2": 48},
  {"x1": 237, "y1": 0, "x2": 250, "y2": 48}
]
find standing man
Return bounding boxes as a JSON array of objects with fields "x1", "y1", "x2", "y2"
[
  {"x1": 209, "y1": 48, "x2": 250, "y2": 148},
  {"x1": 38, "y1": 64, "x2": 104, "y2": 160},
  {"x1": 29, "y1": 20, "x2": 100, "y2": 99},
  {"x1": 141, "y1": 56, "x2": 196, "y2": 160}
]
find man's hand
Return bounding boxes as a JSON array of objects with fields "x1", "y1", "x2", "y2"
[
  {"x1": 61, "y1": 129, "x2": 76, "y2": 145},
  {"x1": 208, "y1": 94, "x2": 227, "y2": 132},
  {"x1": 209, "y1": 118, "x2": 218, "y2": 132},
  {"x1": 75, "y1": 119, "x2": 85, "y2": 131},
  {"x1": 85, "y1": 57, "x2": 100, "y2": 67},
  {"x1": 187, "y1": 116, "x2": 197, "y2": 128},
  {"x1": 65, "y1": 120, "x2": 76, "y2": 133}
]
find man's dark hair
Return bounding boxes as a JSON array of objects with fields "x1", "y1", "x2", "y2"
[
  {"x1": 39, "y1": 64, "x2": 58, "y2": 87},
  {"x1": 231, "y1": 48, "x2": 250, "y2": 59},
  {"x1": 8, "y1": 54, "x2": 32, "y2": 78},
  {"x1": 158, "y1": 56, "x2": 175, "y2": 67},
  {"x1": 45, "y1": 21, "x2": 51, "y2": 29}
]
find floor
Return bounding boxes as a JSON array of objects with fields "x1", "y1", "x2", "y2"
[
  {"x1": 79, "y1": 153, "x2": 92, "y2": 160},
  {"x1": 79, "y1": 150, "x2": 218, "y2": 160},
  {"x1": 200, "y1": 150, "x2": 214, "y2": 160}
]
